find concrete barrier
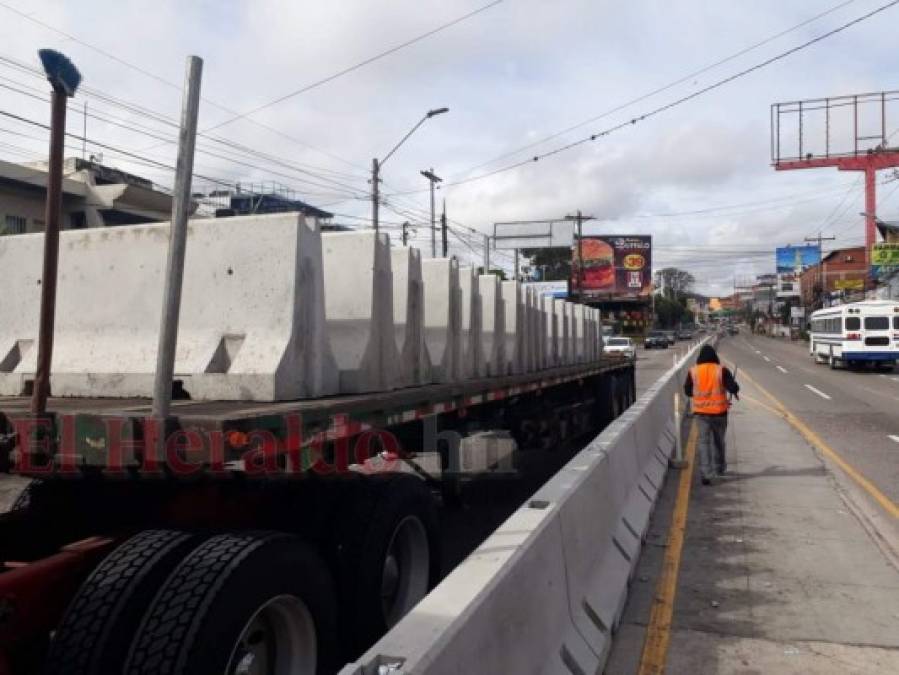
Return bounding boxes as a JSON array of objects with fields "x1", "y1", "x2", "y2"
[
  {"x1": 0, "y1": 213, "x2": 339, "y2": 401},
  {"x1": 572, "y1": 304, "x2": 586, "y2": 363},
  {"x1": 479, "y1": 275, "x2": 504, "y2": 377},
  {"x1": 322, "y1": 231, "x2": 398, "y2": 393},
  {"x1": 422, "y1": 258, "x2": 460, "y2": 383},
  {"x1": 391, "y1": 247, "x2": 431, "y2": 387},
  {"x1": 500, "y1": 281, "x2": 524, "y2": 375},
  {"x1": 542, "y1": 295, "x2": 558, "y2": 368},
  {"x1": 459, "y1": 267, "x2": 484, "y2": 379},
  {"x1": 342, "y1": 339, "x2": 712, "y2": 675},
  {"x1": 554, "y1": 299, "x2": 570, "y2": 365}
]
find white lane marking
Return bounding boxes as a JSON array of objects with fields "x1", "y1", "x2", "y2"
[
  {"x1": 805, "y1": 384, "x2": 832, "y2": 400},
  {"x1": 776, "y1": 366, "x2": 788, "y2": 374},
  {"x1": 892, "y1": 377, "x2": 899, "y2": 383},
  {"x1": 763, "y1": 356, "x2": 771, "y2": 362},
  {"x1": 889, "y1": 435, "x2": 899, "y2": 444},
  {"x1": 755, "y1": 350, "x2": 761, "y2": 354}
]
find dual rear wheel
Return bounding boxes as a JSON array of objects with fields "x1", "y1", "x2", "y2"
[{"x1": 44, "y1": 475, "x2": 438, "y2": 674}]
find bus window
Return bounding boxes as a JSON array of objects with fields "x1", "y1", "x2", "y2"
[
  {"x1": 846, "y1": 317, "x2": 860, "y2": 330},
  {"x1": 894, "y1": 316, "x2": 899, "y2": 330},
  {"x1": 864, "y1": 317, "x2": 889, "y2": 330}
]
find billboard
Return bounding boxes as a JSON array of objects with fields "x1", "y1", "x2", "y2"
[
  {"x1": 775, "y1": 245, "x2": 820, "y2": 298},
  {"x1": 871, "y1": 242, "x2": 899, "y2": 280},
  {"x1": 572, "y1": 235, "x2": 651, "y2": 298}
]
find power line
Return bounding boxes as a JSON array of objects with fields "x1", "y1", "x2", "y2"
[
  {"x1": 460, "y1": 0, "x2": 861, "y2": 174},
  {"x1": 201, "y1": 0, "x2": 503, "y2": 134},
  {"x1": 439, "y1": 0, "x2": 899, "y2": 192}
]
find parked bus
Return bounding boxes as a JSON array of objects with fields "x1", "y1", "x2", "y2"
[{"x1": 809, "y1": 300, "x2": 899, "y2": 369}]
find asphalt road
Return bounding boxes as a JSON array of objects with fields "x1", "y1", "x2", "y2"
[
  {"x1": 718, "y1": 332, "x2": 899, "y2": 509},
  {"x1": 635, "y1": 338, "x2": 700, "y2": 397}
]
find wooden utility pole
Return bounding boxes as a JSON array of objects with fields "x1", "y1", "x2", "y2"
[
  {"x1": 371, "y1": 158, "x2": 380, "y2": 233},
  {"x1": 402, "y1": 221, "x2": 410, "y2": 246},
  {"x1": 484, "y1": 234, "x2": 490, "y2": 272},
  {"x1": 441, "y1": 199, "x2": 448, "y2": 257},
  {"x1": 152, "y1": 55, "x2": 203, "y2": 421}
]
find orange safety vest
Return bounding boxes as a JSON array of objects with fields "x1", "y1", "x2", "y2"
[{"x1": 690, "y1": 363, "x2": 728, "y2": 415}]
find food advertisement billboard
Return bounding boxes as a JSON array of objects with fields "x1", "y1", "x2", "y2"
[
  {"x1": 572, "y1": 235, "x2": 652, "y2": 298},
  {"x1": 775, "y1": 245, "x2": 820, "y2": 298}
]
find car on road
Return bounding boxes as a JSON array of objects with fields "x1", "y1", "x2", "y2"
[
  {"x1": 644, "y1": 331, "x2": 669, "y2": 349},
  {"x1": 662, "y1": 331, "x2": 676, "y2": 346},
  {"x1": 605, "y1": 337, "x2": 636, "y2": 359},
  {"x1": 677, "y1": 328, "x2": 695, "y2": 340}
]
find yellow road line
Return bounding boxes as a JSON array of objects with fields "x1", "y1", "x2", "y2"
[
  {"x1": 739, "y1": 368, "x2": 899, "y2": 520},
  {"x1": 637, "y1": 421, "x2": 698, "y2": 675}
]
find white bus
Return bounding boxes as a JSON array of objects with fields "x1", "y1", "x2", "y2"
[{"x1": 809, "y1": 300, "x2": 899, "y2": 369}]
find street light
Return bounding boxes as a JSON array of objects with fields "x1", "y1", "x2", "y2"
[
  {"x1": 371, "y1": 107, "x2": 449, "y2": 233},
  {"x1": 31, "y1": 50, "x2": 81, "y2": 416}
]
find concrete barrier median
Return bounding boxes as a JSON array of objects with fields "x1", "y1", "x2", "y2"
[{"x1": 341, "y1": 338, "x2": 710, "y2": 675}]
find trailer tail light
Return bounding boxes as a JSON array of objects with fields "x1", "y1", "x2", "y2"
[{"x1": 846, "y1": 332, "x2": 861, "y2": 341}]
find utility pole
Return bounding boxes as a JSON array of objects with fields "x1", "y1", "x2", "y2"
[
  {"x1": 371, "y1": 157, "x2": 380, "y2": 233},
  {"x1": 421, "y1": 169, "x2": 442, "y2": 257},
  {"x1": 805, "y1": 233, "x2": 835, "y2": 308},
  {"x1": 484, "y1": 234, "x2": 490, "y2": 273},
  {"x1": 31, "y1": 49, "x2": 81, "y2": 416},
  {"x1": 82, "y1": 100, "x2": 87, "y2": 160},
  {"x1": 514, "y1": 249, "x2": 519, "y2": 280},
  {"x1": 401, "y1": 221, "x2": 410, "y2": 246},
  {"x1": 441, "y1": 199, "x2": 448, "y2": 257},
  {"x1": 565, "y1": 211, "x2": 595, "y2": 302},
  {"x1": 152, "y1": 55, "x2": 203, "y2": 422}
]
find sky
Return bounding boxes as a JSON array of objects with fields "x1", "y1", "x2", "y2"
[{"x1": 1, "y1": 0, "x2": 898, "y2": 295}]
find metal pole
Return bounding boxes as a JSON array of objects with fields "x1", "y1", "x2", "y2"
[
  {"x1": 30, "y1": 89, "x2": 68, "y2": 415},
  {"x1": 576, "y1": 210, "x2": 584, "y2": 301},
  {"x1": 865, "y1": 165, "x2": 877, "y2": 292},
  {"x1": 484, "y1": 234, "x2": 490, "y2": 272},
  {"x1": 151, "y1": 55, "x2": 203, "y2": 421},
  {"x1": 371, "y1": 157, "x2": 380, "y2": 233},
  {"x1": 402, "y1": 221, "x2": 409, "y2": 246},
  {"x1": 441, "y1": 200, "x2": 448, "y2": 257},
  {"x1": 429, "y1": 169, "x2": 436, "y2": 257},
  {"x1": 82, "y1": 100, "x2": 87, "y2": 160},
  {"x1": 514, "y1": 248, "x2": 519, "y2": 280}
]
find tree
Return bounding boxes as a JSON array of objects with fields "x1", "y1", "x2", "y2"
[
  {"x1": 654, "y1": 267, "x2": 695, "y2": 299},
  {"x1": 521, "y1": 247, "x2": 570, "y2": 281}
]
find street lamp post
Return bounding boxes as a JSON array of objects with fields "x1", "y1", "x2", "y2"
[
  {"x1": 421, "y1": 168, "x2": 442, "y2": 257},
  {"x1": 371, "y1": 107, "x2": 449, "y2": 233}
]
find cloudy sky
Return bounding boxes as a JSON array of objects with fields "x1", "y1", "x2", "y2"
[{"x1": 2, "y1": 0, "x2": 898, "y2": 294}]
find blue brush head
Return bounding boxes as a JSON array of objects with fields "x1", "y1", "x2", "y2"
[{"x1": 38, "y1": 49, "x2": 82, "y2": 96}]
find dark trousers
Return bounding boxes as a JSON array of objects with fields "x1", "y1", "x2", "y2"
[{"x1": 696, "y1": 414, "x2": 727, "y2": 479}]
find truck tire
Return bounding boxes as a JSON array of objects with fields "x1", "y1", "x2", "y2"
[
  {"x1": 332, "y1": 474, "x2": 440, "y2": 658},
  {"x1": 44, "y1": 529, "x2": 200, "y2": 675},
  {"x1": 126, "y1": 532, "x2": 337, "y2": 675}
]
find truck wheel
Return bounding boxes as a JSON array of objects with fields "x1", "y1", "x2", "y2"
[
  {"x1": 126, "y1": 532, "x2": 336, "y2": 675},
  {"x1": 333, "y1": 474, "x2": 439, "y2": 658},
  {"x1": 44, "y1": 529, "x2": 201, "y2": 675}
]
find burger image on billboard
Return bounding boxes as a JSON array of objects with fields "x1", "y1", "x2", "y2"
[{"x1": 576, "y1": 238, "x2": 615, "y2": 289}]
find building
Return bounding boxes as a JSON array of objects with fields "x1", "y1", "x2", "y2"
[
  {"x1": 799, "y1": 246, "x2": 866, "y2": 308},
  {"x1": 0, "y1": 157, "x2": 180, "y2": 234},
  {"x1": 205, "y1": 183, "x2": 333, "y2": 222}
]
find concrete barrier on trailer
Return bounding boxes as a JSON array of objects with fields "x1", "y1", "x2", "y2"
[
  {"x1": 500, "y1": 281, "x2": 524, "y2": 375},
  {"x1": 422, "y1": 258, "x2": 460, "y2": 383},
  {"x1": 0, "y1": 213, "x2": 339, "y2": 401},
  {"x1": 542, "y1": 295, "x2": 558, "y2": 368},
  {"x1": 459, "y1": 267, "x2": 484, "y2": 379},
  {"x1": 391, "y1": 247, "x2": 431, "y2": 387},
  {"x1": 554, "y1": 299, "x2": 570, "y2": 365},
  {"x1": 322, "y1": 231, "x2": 398, "y2": 394},
  {"x1": 572, "y1": 304, "x2": 586, "y2": 363},
  {"x1": 341, "y1": 339, "x2": 711, "y2": 675},
  {"x1": 479, "y1": 275, "x2": 505, "y2": 377}
]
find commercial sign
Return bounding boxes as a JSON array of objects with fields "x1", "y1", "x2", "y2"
[
  {"x1": 833, "y1": 278, "x2": 864, "y2": 291},
  {"x1": 871, "y1": 242, "x2": 899, "y2": 280},
  {"x1": 571, "y1": 235, "x2": 651, "y2": 299},
  {"x1": 775, "y1": 245, "x2": 820, "y2": 298}
]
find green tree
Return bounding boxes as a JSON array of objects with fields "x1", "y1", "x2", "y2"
[
  {"x1": 521, "y1": 247, "x2": 571, "y2": 281},
  {"x1": 654, "y1": 267, "x2": 695, "y2": 299}
]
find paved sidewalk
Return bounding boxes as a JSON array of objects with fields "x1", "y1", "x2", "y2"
[{"x1": 607, "y1": 374, "x2": 899, "y2": 674}]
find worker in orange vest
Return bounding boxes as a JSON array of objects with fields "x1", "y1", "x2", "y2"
[{"x1": 684, "y1": 344, "x2": 739, "y2": 485}]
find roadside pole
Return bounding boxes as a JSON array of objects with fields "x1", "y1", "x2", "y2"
[
  {"x1": 151, "y1": 55, "x2": 203, "y2": 422},
  {"x1": 31, "y1": 50, "x2": 81, "y2": 416}
]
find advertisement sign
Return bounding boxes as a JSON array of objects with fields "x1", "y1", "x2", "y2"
[
  {"x1": 834, "y1": 278, "x2": 864, "y2": 291},
  {"x1": 776, "y1": 245, "x2": 820, "y2": 298},
  {"x1": 571, "y1": 235, "x2": 651, "y2": 298},
  {"x1": 790, "y1": 306, "x2": 805, "y2": 318},
  {"x1": 871, "y1": 242, "x2": 899, "y2": 280}
]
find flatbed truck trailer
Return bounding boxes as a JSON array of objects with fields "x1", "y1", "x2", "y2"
[{"x1": 0, "y1": 356, "x2": 635, "y2": 675}]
